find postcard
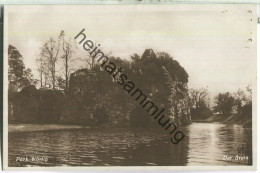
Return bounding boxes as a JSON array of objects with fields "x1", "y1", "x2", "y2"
[{"x1": 3, "y1": 4, "x2": 257, "y2": 171}]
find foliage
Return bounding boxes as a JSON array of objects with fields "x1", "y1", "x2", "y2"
[
  {"x1": 233, "y1": 85, "x2": 252, "y2": 118},
  {"x1": 189, "y1": 88, "x2": 212, "y2": 120},
  {"x1": 214, "y1": 92, "x2": 235, "y2": 115},
  {"x1": 8, "y1": 44, "x2": 35, "y2": 92},
  {"x1": 213, "y1": 86, "x2": 252, "y2": 118},
  {"x1": 57, "y1": 76, "x2": 66, "y2": 90},
  {"x1": 190, "y1": 101, "x2": 213, "y2": 120},
  {"x1": 67, "y1": 48, "x2": 191, "y2": 126},
  {"x1": 130, "y1": 49, "x2": 189, "y2": 95}
]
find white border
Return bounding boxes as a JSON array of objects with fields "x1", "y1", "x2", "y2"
[
  {"x1": 2, "y1": 4, "x2": 258, "y2": 171},
  {"x1": 0, "y1": 0, "x2": 259, "y2": 4}
]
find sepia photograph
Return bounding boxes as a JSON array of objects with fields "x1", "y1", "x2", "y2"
[{"x1": 3, "y1": 4, "x2": 257, "y2": 171}]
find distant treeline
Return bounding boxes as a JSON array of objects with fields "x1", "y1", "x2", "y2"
[{"x1": 189, "y1": 86, "x2": 252, "y2": 127}]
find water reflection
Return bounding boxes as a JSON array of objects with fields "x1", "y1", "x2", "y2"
[
  {"x1": 8, "y1": 123, "x2": 252, "y2": 166},
  {"x1": 186, "y1": 123, "x2": 252, "y2": 165}
]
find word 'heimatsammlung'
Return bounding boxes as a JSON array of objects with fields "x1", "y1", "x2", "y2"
[{"x1": 74, "y1": 28, "x2": 185, "y2": 144}]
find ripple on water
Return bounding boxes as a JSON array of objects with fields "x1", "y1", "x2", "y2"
[{"x1": 8, "y1": 124, "x2": 252, "y2": 166}]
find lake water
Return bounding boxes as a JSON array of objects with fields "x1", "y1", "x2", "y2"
[{"x1": 8, "y1": 122, "x2": 252, "y2": 166}]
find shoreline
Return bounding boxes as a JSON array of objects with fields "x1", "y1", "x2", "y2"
[
  {"x1": 192, "y1": 119, "x2": 252, "y2": 128},
  {"x1": 9, "y1": 120, "x2": 252, "y2": 134},
  {"x1": 8, "y1": 124, "x2": 89, "y2": 133}
]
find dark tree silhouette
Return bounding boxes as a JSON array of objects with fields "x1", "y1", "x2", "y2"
[
  {"x1": 214, "y1": 92, "x2": 235, "y2": 115},
  {"x1": 8, "y1": 44, "x2": 35, "y2": 92}
]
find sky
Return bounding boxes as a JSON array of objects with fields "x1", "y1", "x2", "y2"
[{"x1": 7, "y1": 5, "x2": 257, "y2": 96}]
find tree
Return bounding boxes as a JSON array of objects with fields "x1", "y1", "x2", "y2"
[
  {"x1": 130, "y1": 49, "x2": 190, "y2": 125},
  {"x1": 214, "y1": 92, "x2": 235, "y2": 115},
  {"x1": 131, "y1": 50, "x2": 189, "y2": 92},
  {"x1": 156, "y1": 52, "x2": 189, "y2": 84},
  {"x1": 60, "y1": 31, "x2": 77, "y2": 93},
  {"x1": 79, "y1": 42, "x2": 112, "y2": 69},
  {"x1": 85, "y1": 42, "x2": 98, "y2": 69},
  {"x1": 130, "y1": 53, "x2": 140, "y2": 62},
  {"x1": 57, "y1": 76, "x2": 66, "y2": 90},
  {"x1": 36, "y1": 56, "x2": 45, "y2": 87},
  {"x1": 234, "y1": 85, "x2": 252, "y2": 118},
  {"x1": 8, "y1": 44, "x2": 35, "y2": 92},
  {"x1": 189, "y1": 88, "x2": 212, "y2": 120},
  {"x1": 234, "y1": 86, "x2": 252, "y2": 107},
  {"x1": 40, "y1": 36, "x2": 61, "y2": 89},
  {"x1": 189, "y1": 88, "x2": 208, "y2": 109}
]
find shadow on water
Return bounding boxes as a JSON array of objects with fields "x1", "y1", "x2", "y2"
[{"x1": 8, "y1": 123, "x2": 252, "y2": 166}]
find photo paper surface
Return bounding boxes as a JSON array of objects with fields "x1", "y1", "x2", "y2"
[{"x1": 3, "y1": 4, "x2": 257, "y2": 171}]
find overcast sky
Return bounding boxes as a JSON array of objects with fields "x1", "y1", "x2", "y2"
[{"x1": 7, "y1": 5, "x2": 256, "y2": 96}]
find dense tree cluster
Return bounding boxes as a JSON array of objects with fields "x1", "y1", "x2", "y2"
[
  {"x1": 68, "y1": 48, "x2": 191, "y2": 126},
  {"x1": 213, "y1": 86, "x2": 252, "y2": 125},
  {"x1": 188, "y1": 85, "x2": 252, "y2": 126},
  {"x1": 189, "y1": 88, "x2": 213, "y2": 120}
]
